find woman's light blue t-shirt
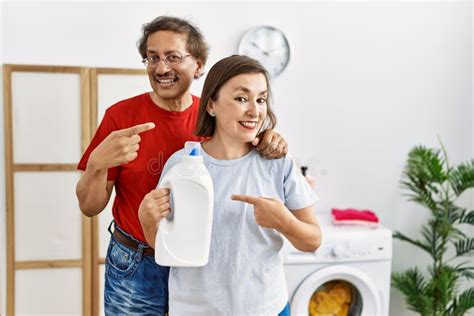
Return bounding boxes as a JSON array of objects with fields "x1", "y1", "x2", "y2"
[{"x1": 158, "y1": 147, "x2": 319, "y2": 315}]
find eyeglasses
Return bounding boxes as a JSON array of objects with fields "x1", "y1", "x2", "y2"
[{"x1": 142, "y1": 54, "x2": 191, "y2": 68}]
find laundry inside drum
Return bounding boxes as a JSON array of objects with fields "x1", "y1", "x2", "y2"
[{"x1": 308, "y1": 280, "x2": 362, "y2": 316}]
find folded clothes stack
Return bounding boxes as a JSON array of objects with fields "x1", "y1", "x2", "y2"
[{"x1": 331, "y1": 208, "x2": 379, "y2": 228}]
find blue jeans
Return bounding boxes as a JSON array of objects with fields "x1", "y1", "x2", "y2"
[
  {"x1": 278, "y1": 303, "x2": 290, "y2": 316},
  {"x1": 104, "y1": 224, "x2": 289, "y2": 315},
  {"x1": 104, "y1": 223, "x2": 170, "y2": 315}
]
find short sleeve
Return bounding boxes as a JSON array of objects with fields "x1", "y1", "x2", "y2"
[
  {"x1": 157, "y1": 149, "x2": 184, "y2": 188},
  {"x1": 283, "y1": 156, "x2": 319, "y2": 210},
  {"x1": 76, "y1": 111, "x2": 120, "y2": 181}
]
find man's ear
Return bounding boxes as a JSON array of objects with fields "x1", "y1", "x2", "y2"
[{"x1": 194, "y1": 60, "x2": 204, "y2": 79}]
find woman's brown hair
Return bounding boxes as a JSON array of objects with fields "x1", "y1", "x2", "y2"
[{"x1": 195, "y1": 55, "x2": 277, "y2": 137}]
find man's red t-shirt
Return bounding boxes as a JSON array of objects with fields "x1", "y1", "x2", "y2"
[{"x1": 77, "y1": 93, "x2": 205, "y2": 243}]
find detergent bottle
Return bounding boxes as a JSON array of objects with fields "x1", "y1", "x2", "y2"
[{"x1": 155, "y1": 141, "x2": 214, "y2": 267}]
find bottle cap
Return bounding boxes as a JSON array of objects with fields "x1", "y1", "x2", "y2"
[{"x1": 184, "y1": 141, "x2": 201, "y2": 156}]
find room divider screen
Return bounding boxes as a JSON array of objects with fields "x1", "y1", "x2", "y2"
[{"x1": 3, "y1": 64, "x2": 148, "y2": 315}]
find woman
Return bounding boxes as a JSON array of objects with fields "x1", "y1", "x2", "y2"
[{"x1": 146, "y1": 55, "x2": 321, "y2": 315}]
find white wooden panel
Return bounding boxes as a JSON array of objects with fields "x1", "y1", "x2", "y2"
[
  {"x1": 11, "y1": 72, "x2": 82, "y2": 163},
  {"x1": 99, "y1": 190, "x2": 115, "y2": 258},
  {"x1": 15, "y1": 172, "x2": 82, "y2": 261},
  {"x1": 97, "y1": 73, "x2": 149, "y2": 122},
  {"x1": 15, "y1": 268, "x2": 82, "y2": 315},
  {"x1": 99, "y1": 264, "x2": 105, "y2": 316}
]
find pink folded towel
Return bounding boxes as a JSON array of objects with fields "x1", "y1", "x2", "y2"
[{"x1": 331, "y1": 208, "x2": 379, "y2": 228}]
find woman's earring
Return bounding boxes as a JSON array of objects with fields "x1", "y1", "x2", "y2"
[{"x1": 209, "y1": 111, "x2": 216, "y2": 117}]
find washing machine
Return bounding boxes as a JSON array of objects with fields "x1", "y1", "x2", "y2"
[{"x1": 283, "y1": 214, "x2": 392, "y2": 316}]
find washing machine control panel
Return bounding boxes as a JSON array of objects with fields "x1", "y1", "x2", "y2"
[
  {"x1": 284, "y1": 233, "x2": 392, "y2": 264},
  {"x1": 328, "y1": 242, "x2": 373, "y2": 259},
  {"x1": 331, "y1": 244, "x2": 352, "y2": 257}
]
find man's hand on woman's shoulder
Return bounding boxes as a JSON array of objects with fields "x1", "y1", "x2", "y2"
[{"x1": 252, "y1": 129, "x2": 288, "y2": 159}]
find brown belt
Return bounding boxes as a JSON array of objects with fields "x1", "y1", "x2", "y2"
[{"x1": 113, "y1": 228, "x2": 155, "y2": 257}]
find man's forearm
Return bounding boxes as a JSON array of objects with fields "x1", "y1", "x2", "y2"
[{"x1": 76, "y1": 164, "x2": 111, "y2": 217}]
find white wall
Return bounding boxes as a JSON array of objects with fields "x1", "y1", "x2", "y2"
[{"x1": 1, "y1": 1, "x2": 472, "y2": 315}]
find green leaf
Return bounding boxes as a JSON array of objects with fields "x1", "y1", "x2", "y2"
[
  {"x1": 448, "y1": 207, "x2": 468, "y2": 225},
  {"x1": 458, "y1": 267, "x2": 474, "y2": 280},
  {"x1": 426, "y1": 266, "x2": 458, "y2": 310},
  {"x1": 420, "y1": 224, "x2": 445, "y2": 260},
  {"x1": 449, "y1": 159, "x2": 474, "y2": 196},
  {"x1": 450, "y1": 262, "x2": 474, "y2": 280},
  {"x1": 392, "y1": 268, "x2": 432, "y2": 314},
  {"x1": 393, "y1": 231, "x2": 431, "y2": 254},
  {"x1": 454, "y1": 238, "x2": 474, "y2": 257},
  {"x1": 401, "y1": 178, "x2": 439, "y2": 212},
  {"x1": 400, "y1": 146, "x2": 447, "y2": 214},
  {"x1": 449, "y1": 227, "x2": 467, "y2": 240},
  {"x1": 448, "y1": 288, "x2": 474, "y2": 316},
  {"x1": 404, "y1": 146, "x2": 448, "y2": 185},
  {"x1": 459, "y1": 210, "x2": 474, "y2": 225}
]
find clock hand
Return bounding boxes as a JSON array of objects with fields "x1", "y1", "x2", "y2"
[
  {"x1": 267, "y1": 46, "x2": 286, "y2": 54},
  {"x1": 251, "y1": 42, "x2": 270, "y2": 56}
]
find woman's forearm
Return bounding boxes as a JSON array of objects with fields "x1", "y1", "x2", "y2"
[
  {"x1": 230, "y1": 195, "x2": 322, "y2": 252},
  {"x1": 279, "y1": 211, "x2": 322, "y2": 252}
]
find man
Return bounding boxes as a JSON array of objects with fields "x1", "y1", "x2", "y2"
[{"x1": 76, "y1": 16, "x2": 287, "y2": 315}]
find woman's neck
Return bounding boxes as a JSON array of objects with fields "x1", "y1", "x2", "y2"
[{"x1": 201, "y1": 134, "x2": 253, "y2": 160}]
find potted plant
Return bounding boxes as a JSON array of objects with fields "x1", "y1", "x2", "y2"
[{"x1": 392, "y1": 143, "x2": 474, "y2": 315}]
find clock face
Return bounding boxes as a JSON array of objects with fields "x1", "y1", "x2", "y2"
[{"x1": 238, "y1": 26, "x2": 290, "y2": 77}]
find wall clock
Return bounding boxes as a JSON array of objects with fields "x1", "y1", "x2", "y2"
[{"x1": 238, "y1": 26, "x2": 290, "y2": 77}]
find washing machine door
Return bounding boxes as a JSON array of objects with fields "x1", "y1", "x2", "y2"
[{"x1": 290, "y1": 265, "x2": 382, "y2": 316}]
